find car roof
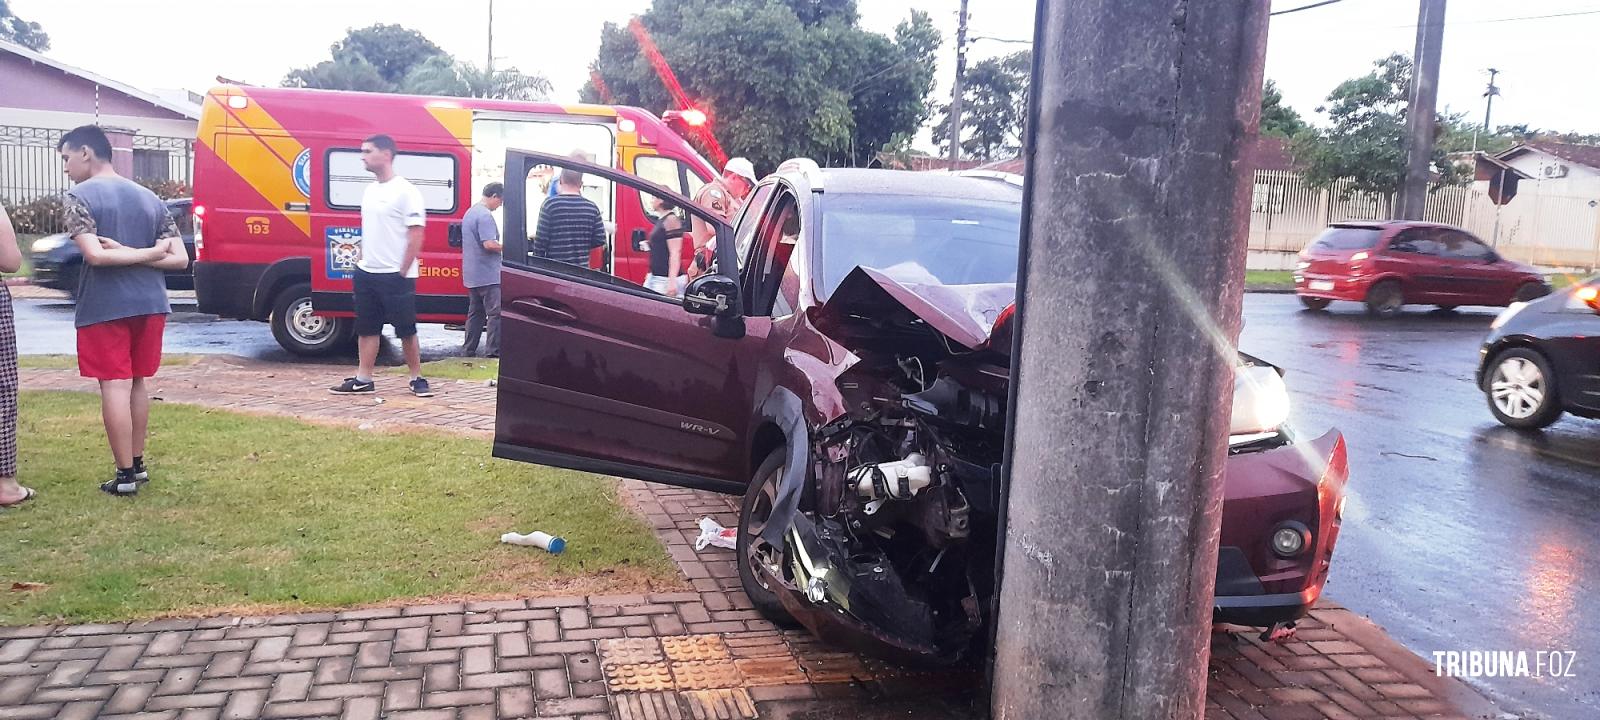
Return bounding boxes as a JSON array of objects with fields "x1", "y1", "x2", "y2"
[{"x1": 778, "y1": 167, "x2": 1023, "y2": 203}]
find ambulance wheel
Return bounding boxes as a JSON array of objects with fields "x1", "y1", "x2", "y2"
[{"x1": 271, "y1": 283, "x2": 354, "y2": 357}]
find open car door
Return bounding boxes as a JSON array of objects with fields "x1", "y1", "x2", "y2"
[{"x1": 492, "y1": 150, "x2": 766, "y2": 493}]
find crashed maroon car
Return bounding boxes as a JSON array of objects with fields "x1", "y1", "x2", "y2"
[{"x1": 492, "y1": 152, "x2": 1349, "y2": 665}]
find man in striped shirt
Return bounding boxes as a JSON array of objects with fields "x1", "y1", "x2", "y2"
[{"x1": 532, "y1": 168, "x2": 606, "y2": 268}]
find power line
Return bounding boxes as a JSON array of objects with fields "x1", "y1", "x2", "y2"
[
  {"x1": 1394, "y1": 7, "x2": 1600, "y2": 28},
  {"x1": 1271, "y1": 0, "x2": 1346, "y2": 17}
]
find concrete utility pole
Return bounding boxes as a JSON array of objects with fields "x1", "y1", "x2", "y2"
[
  {"x1": 992, "y1": 1, "x2": 1270, "y2": 718},
  {"x1": 487, "y1": 0, "x2": 496, "y2": 75},
  {"x1": 1483, "y1": 67, "x2": 1500, "y2": 134},
  {"x1": 1398, "y1": 0, "x2": 1447, "y2": 220},
  {"x1": 946, "y1": 0, "x2": 970, "y2": 168}
]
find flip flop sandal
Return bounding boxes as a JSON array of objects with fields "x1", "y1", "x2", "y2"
[{"x1": 0, "y1": 487, "x2": 37, "y2": 508}]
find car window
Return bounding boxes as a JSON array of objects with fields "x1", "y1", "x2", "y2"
[
  {"x1": 326, "y1": 149, "x2": 459, "y2": 213},
  {"x1": 634, "y1": 155, "x2": 700, "y2": 217},
  {"x1": 168, "y1": 203, "x2": 195, "y2": 236},
  {"x1": 1311, "y1": 226, "x2": 1381, "y2": 251},
  {"x1": 1388, "y1": 228, "x2": 1444, "y2": 256},
  {"x1": 751, "y1": 192, "x2": 801, "y2": 317},
  {"x1": 734, "y1": 183, "x2": 777, "y2": 271},
  {"x1": 819, "y1": 193, "x2": 1020, "y2": 298},
  {"x1": 1439, "y1": 230, "x2": 1494, "y2": 260}
]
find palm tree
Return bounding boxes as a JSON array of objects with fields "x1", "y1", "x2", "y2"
[{"x1": 401, "y1": 59, "x2": 551, "y2": 101}]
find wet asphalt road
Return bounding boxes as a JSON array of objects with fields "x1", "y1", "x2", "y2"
[
  {"x1": 14, "y1": 292, "x2": 1600, "y2": 717},
  {"x1": 1240, "y1": 294, "x2": 1599, "y2": 719}
]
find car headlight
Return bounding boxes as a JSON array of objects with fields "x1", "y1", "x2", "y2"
[
  {"x1": 1490, "y1": 301, "x2": 1528, "y2": 329},
  {"x1": 1230, "y1": 363, "x2": 1291, "y2": 437},
  {"x1": 30, "y1": 235, "x2": 67, "y2": 253}
]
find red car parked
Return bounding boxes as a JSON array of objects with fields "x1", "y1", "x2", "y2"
[{"x1": 1295, "y1": 221, "x2": 1550, "y2": 317}]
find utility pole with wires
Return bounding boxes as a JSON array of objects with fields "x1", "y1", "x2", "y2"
[
  {"x1": 946, "y1": 0, "x2": 970, "y2": 168},
  {"x1": 1398, "y1": 0, "x2": 1447, "y2": 220}
]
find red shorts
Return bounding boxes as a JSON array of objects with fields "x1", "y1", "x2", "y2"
[{"x1": 77, "y1": 314, "x2": 167, "y2": 380}]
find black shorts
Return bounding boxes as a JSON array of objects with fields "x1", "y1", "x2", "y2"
[{"x1": 352, "y1": 268, "x2": 418, "y2": 338}]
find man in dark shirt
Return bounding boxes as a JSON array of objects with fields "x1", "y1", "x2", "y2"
[
  {"x1": 532, "y1": 168, "x2": 606, "y2": 268},
  {"x1": 57, "y1": 125, "x2": 189, "y2": 496}
]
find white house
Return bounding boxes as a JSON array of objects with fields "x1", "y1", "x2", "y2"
[{"x1": 1470, "y1": 142, "x2": 1600, "y2": 269}]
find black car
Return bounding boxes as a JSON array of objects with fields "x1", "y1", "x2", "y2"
[
  {"x1": 29, "y1": 197, "x2": 196, "y2": 296},
  {"x1": 1478, "y1": 277, "x2": 1600, "y2": 428}
]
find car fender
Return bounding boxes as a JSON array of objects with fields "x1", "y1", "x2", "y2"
[
  {"x1": 754, "y1": 386, "x2": 810, "y2": 547},
  {"x1": 252, "y1": 257, "x2": 312, "y2": 319}
]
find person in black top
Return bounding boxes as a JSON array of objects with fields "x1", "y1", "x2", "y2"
[{"x1": 643, "y1": 195, "x2": 685, "y2": 297}]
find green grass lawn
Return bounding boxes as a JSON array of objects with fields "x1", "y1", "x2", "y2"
[
  {"x1": 0, "y1": 391, "x2": 676, "y2": 625},
  {"x1": 17, "y1": 354, "x2": 202, "y2": 370},
  {"x1": 1244, "y1": 270, "x2": 1295, "y2": 289},
  {"x1": 394, "y1": 358, "x2": 500, "y2": 382}
]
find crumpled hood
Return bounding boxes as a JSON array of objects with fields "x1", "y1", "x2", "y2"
[{"x1": 814, "y1": 267, "x2": 1017, "y2": 351}]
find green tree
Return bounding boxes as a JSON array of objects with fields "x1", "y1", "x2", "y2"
[
  {"x1": 931, "y1": 50, "x2": 1030, "y2": 162},
  {"x1": 400, "y1": 57, "x2": 552, "y2": 101},
  {"x1": 1260, "y1": 80, "x2": 1307, "y2": 138},
  {"x1": 581, "y1": 0, "x2": 941, "y2": 169},
  {"x1": 283, "y1": 24, "x2": 446, "y2": 91},
  {"x1": 1294, "y1": 53, "x2": 1465, "y2": 197},
  {"x1": 0, "y1": 0, "x2": 49, "y2": 51}
]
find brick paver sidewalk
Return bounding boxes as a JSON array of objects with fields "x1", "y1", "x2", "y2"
[{"x1": 3, "y1": 357, "x2": 1501, "y2": 719}]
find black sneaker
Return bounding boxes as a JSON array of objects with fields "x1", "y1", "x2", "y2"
[
  {"x1": 409, "y1": 377, "x2": 434, "y2": 398},
  {"x1": 132, "y1": 463, "x2": 149, "y2": 484},
  {"x1": 101, "y1": 474, "x2": 139, "y2": 496},
  {"x1": 330, "y1": 378, "x2": 376, "y2": 395}
]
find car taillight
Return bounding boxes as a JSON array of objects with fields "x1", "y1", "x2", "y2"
[{"x1": 192, "y1": 209, "x2": 204, "y2": 258}]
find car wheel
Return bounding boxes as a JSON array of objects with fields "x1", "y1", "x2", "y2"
[
  {"x1": 1513, "y1": 282, "x2": 1550, "y2": 303},
  {"x1": 270, "y1": 283, "x2": 355, "y2": 357},
  {"x1": 1364, "y1": 281, "x2": 1404, "y2": 318},
  {"x1": 737, "y1": 449, "x2": 800, "y2": 628},
  {"x1": 61, "y1": 262, "x2": 82, "y2": 301},
  {"x1": 1298, "y1": 296, "x2": 1332, "y2": 311},
  {"x1": 1485, "y1": 348, "x2": 1564, "y2": 429}
]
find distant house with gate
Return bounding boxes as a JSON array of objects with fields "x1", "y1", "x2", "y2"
[{"x1": 0, "y1": 39, "x2": 198, "y2": 232}]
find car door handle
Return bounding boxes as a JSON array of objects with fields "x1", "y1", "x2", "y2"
[
  {"x1": 284, "y1": 202, "x2": 310, "y2": 212},
  {"x1": 509, "y1": 298, "x2": 578, "y2": 324}
]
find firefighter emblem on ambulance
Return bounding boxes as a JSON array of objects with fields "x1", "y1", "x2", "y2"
[{"x1": 326, "y1": 226, "x2": 361, "y2": 280}]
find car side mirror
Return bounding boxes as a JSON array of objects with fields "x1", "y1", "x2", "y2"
[
  {"x1": 1484, "y1": 252, "x2": 1500, "y2": 264},
  {"x1": 684, "y1": 274, "x2": 741, "y2": 318}
]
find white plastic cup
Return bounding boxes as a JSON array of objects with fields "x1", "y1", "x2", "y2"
[{"x1": 500, "y1": 531, "x2": 567, "y2": 554}]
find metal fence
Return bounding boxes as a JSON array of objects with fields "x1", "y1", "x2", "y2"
[
  {"x1": 0, "y1": 125, "x2": 194, "y2": 235},
  {"x1": 1249, "y1": 169, "x2": 1600, "y2": 270}
]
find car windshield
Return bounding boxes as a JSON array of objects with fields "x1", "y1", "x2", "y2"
[
  {"x1": 819, "y1": 193, "x2": 1021, "y2": 298},
  {"x1": 1311, "y1": 226, "x2": 1382, "y2": 251}
]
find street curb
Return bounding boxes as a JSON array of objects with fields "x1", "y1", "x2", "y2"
[
  {"x1": 1312, "y1": 606, "x2": 1513, "y2": 719},
  {"x1": 1244, "y1": 286, "x2": 1296, "y2": 294}
]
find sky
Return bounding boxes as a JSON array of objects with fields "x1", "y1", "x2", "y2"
[{"x1": 14, "y1": 0, "x2": 1600, "y2": 149}]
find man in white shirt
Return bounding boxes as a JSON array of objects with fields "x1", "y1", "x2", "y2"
[{"x1": 329, "y1": 134, "x2": 432, "y2": 397}]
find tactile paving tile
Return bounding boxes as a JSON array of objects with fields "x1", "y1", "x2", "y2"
[
  {"x1": 611, "y1": 691, "x2": 688, "y2": 720},
  {"x1": 680, "y1": 688, "x2": 758, "y2": 720},
  {"x1": 604, "y1": 661, "x2": 678, "y2": 693},
  {"x1": 799, "y1": 652, "x2": 872, "y2": 684},
  {"x1": 599, "y1": 637, "x2": 666, "y2": 665},
  {"x1": 661, "y1": 634, "x2": 732, "y2": 662},
  {"x1": 734, "y1": 656, "x2": 809, "y2": 687},
  {"x1": 671, "y1": 659, "x2": 745, "y2": 690}
]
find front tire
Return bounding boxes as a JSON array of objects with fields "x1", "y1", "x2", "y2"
[
  {"x1": 1364, "y1": 280, "x2": 1404, "y2": 318},
  {"x1": 1298, "y1": 296, "x2": 1332, "y2": 311},
  {"x1": 737, "y1": 449, "x2": 799, "y2": 628},
  {"x1": 270, "y1": 283, "x2": 355, "y2": 357},
  {"x1": 1485, "y1": 348, "x2": 1564, "y2": 429},
  {"x1": 1513, "y1": 282, "x2": 1550, "y2": 303}
]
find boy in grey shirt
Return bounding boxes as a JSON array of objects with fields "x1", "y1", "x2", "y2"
[{"x1": 461, "y1": 183, "x2": 503, "y2": 357}]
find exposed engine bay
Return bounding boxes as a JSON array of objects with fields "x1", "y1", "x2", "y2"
[{"x1": 742, "y1": 268, "x2": 1333, "y2": 666}]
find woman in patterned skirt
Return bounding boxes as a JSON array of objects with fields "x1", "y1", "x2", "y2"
[{"x1": 0, "y1": 203, "x2": 29, "y2": 507}]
